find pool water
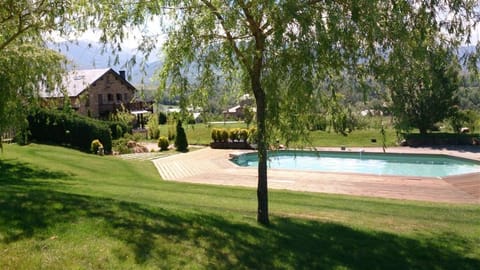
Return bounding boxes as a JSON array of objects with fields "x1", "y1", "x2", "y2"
[{"x1": 231, "y1": 151, "x2": 480, "y2": 178}]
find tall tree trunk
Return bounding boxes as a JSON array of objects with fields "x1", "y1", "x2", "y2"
[{"x1": 254, "y1": 83, "x2": 269, "y2": 225}]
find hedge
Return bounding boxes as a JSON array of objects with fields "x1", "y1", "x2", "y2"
[
  {"x1": 402, "y1": 133, "x2": 479, "y2": 146},
  {"x1": 27, "y1": 108, "x2": 113, "y2": 153}
]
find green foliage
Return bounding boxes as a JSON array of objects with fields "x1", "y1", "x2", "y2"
[
  {"x1": 158, "y1": 112, "x2": 168, "y2": 125},
  {"x1": 90, "y1": 139, "x2": 103, "y2": 154},
  {"x1": 384, "y1": 43, "x2": 461, "y2": 134},
  {"x1": 158, "y1": 136, "x2": 169, "y2": 151},
  {"x1": 243, "y1": 106, "x2": 255, "y2": 128},
  {"x1": 229, "y1": 128, "x2": 240, "y2": 142},
  {"x1": 248, "y1": 127, "x2": 258, "y2": 144},
  {"x1": 211, "y1": 128, "x2": 221, "y2": 142},
  {"x1": 221, "y1": 129, "x2": 229, "y2": 143},
  {"x1": 239, "y1": 129, "x2": 249, "y2": 142},
  {"x1": 0, "y1": 1, "x2": 75, "y2": 139},
  {"x1": 174, "y1": 120, "x2": 188, "y2": 152},
  {"x1": 449, "y1": 109, "x2": 479, "y2": 133},
  {"x1": 109, "y1": 106, "x2": 135, "y2": 130},
  {"x1": 107, "y1": 121, "x2": 131, "y2": 140},
  {"x1": 27, "y1": 108, "x2": 112, "y2": 153},
  {"x1": 112, "y1": 137, "x2": 132, "y2": 154},
  {"x1": 212, "y1": 128, "x2": 250, "y2": 143},
  {"x1": 147, "y1": 113, "x2": 160, "y2": 140}
]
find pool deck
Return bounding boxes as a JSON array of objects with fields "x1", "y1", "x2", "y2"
[{"x1": 151, "y1": 146, "x2": 480, "y2": 204}]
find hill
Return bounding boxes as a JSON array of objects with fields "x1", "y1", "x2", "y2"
[{"x1": 50, "y1": 41, "x2": 162, "y2": 86}]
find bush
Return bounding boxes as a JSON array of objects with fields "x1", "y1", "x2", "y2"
[
  {"x1": 229, "y1": 128, "x2": 240, "y2": 142},
  {"x1": 239, "y1": 129, "x2": 249, "y2": 142},
  {"x1": 147, "y1": 113, "x2": 160, "y2": 139},
  {"x1": 158, "y1": 136, "x2": 169, "y2": 151},
  {"x1": 248, "y1": 127, "x2": 258, "y2": 144},
  {"x1": 108, "y1": 121, "x2": 131, "y2": 139},
  {"x1": 211, "y1": 128, "x2": 220, "y2": 142},
  {"x1": 221, "y1": 129, "x2": 229, "y2": 143},
  {"x1": 112, "y1": 137, "x2": 132, "y2": 154},
  {"x1": 158, "y1": 112, "x2": 167, "y2": 125},
  {"x1": 449, "y1": 109, "x2": 478, "y2": 133},
  {"x1": 27, "y1": 108, "x2": 112, "y2": 153},
  {"x1": 174, "y1": 120, "x2": 188, "y2": 152},
  {"x1": 91, "y1": 139, "x2": 103, "y2": 154}
]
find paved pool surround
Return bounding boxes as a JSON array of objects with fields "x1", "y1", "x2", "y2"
[{"x1": 152, "y1": 146, "x2": 480, "y2": 204}]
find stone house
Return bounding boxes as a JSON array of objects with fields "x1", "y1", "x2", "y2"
[
  {"x1": 41, "y1": 68, "x2": 137, "y2": 118},
  {"x1": 223, "y1": 94, "x2": 254, "y2": 119}
]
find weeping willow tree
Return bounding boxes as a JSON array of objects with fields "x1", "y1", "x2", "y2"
[
  {"x1": 74, "y1": 0, "x2": 479, "y2": 225},
  {"x1": 0, "y1": 0, "x2": 70, "y2": 149}
]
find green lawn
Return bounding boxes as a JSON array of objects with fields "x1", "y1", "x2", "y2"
[
  {"x1": 160, "y1": 122, "x2": 399, "y2": 147},
  {"x1": 1, "y1": 143, "x2": 479, "y2": 269}
]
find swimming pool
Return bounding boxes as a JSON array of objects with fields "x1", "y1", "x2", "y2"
[{"x1": 231, "y1": 150, "x2": 480, "y2": 178}]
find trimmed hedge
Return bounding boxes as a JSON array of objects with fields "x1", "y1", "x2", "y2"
[
  {"x1": 403, "y1": 133, "x2": 479, "y2": 146},
  {"x1": 27, "y1": 108, "x2": 112, "y2": 153},
  {"x1": 211, "y1": 128, "x2": 255, "y2": 143}
]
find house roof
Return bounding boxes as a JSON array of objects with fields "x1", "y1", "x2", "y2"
[
  {"x1": 41, "y1": 68, "x2": 135, "y2": 98},
  {"x1": 224, "y1": 105, "x2": 241, "y2": 113}
]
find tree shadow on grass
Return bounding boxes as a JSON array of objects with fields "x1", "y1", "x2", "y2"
[
  {"x1": 0, "y1": 159, "x2": 73, "y2": 186},
  {"x1": 0, "y1": 160, "x2": 478, "y2": 269}
]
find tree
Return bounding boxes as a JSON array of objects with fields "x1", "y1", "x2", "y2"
[
  {"x1": 83, "y1": 1, "x2": 479, "y2": 225},
  {"x1": 174, "y1": 120, "x2": 189, "y2": 152},
  {"x1": 386, "y1": 46, "x2": 461, "y2": 134},
  {"x1": 0, "y1": 0, "x2": 70, "y2": 149}
]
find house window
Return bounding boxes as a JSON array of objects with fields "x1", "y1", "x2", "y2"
[
  {"x1": 124, "y1": 93, "x2": 128, "y2": 102},
  {"x1": 116, "y1": 93, "x2": 122, "y2": 102},
  {"x1": 107, "y1": 93, "x2": 113, "y2": 102},
  {"x1": 98, "y1": 94, "x2": 103, "y2": 105}
]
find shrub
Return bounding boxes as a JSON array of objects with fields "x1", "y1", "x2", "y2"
[
  {"x1": 158, "y1": 112, "x2": 168, "y2": 125},
  {"x1": 239, "y1": 129, "x2": 249, "y2": 142},
  {"x1": 449, "y1": 109, "x2": 478, "y2": 133},
  {"x1": 248, "y1": 127, "x2": 258, "y2": 144},
  {"x1": 229, "y1": 128, "x2": 240, "y2": 142},
  {"x1": 174, "y1": 120, "x2": 188, "y2": 152},
  {"x1": 211, "y1": 128, "x2": 220, "y2": 142},
  {"x1": 112, "y1": 137, "x2": 132, "y2": 154},
  {"x1": 27, "y1": 108, "x2": 112, "y2": 153},
  {"x1": 108, "y1": 121, "x2": 131, "y2": 139},
  {"x1": 221, "y1": 129, "x2": 229, "y2": 143},
  {"x1": 147, "y1": 113, "x2": 160, "y2": 139},
  {"x1": 91, "y1": 139, "x2": 103, "y2": 154},
  {"x1": 158, "y1": 136, "x2": 169, "y2": 151}
]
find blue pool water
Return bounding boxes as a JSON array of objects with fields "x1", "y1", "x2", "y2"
[{"x1": 231, "y1": 151, "x2": 480, "y2": 178}]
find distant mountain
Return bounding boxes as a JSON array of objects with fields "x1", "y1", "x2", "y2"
[
  {"x1": 50, "y1": 41, "x2": 162, "y2": 86},
  {"x1": 53, "y1": 41, "x2": 479, "y2": 86}
]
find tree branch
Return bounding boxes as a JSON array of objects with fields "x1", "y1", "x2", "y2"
[{"x1": 200, "y1": 0, "x2": 251, "y2": 74}]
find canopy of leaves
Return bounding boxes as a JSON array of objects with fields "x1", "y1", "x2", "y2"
[
  {"x1": 384, "y1": 45, "x2": 461, "y2": 134},
  {"x1": 80, "y1": 0, "x2": 479, "y2": 141},
  {"x1": 0, "y1": 0, "x2": 69, "y2": 145}
]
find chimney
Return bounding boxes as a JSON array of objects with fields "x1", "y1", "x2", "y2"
[{"x1": 119, "y1": 70, "x2": 126, "y2": 80}]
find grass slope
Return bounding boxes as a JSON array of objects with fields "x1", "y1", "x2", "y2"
[{"x1": 1, "y1": 144, "x2": 479, "y2": 269}]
